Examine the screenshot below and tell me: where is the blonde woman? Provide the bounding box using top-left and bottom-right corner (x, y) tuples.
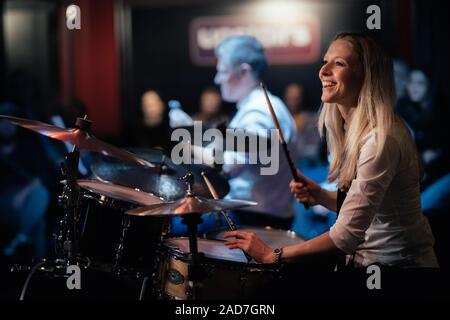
(224, 33), (439, 269)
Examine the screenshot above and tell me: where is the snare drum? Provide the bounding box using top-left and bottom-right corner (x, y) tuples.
(207, 226), (339, 274)
(156, 238), (281, 300)
(205, 225), (305, 248)
(77, 180), (166, 272)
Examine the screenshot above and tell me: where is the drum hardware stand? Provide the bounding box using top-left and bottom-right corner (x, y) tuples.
(179, 170), (206, 300)
(201, 172), (253, 263)
(56, 147), (82, 264)
(55, 116), (92, 266)
(148, 245), (164, 300)
(12, 116), (93, 299)
(112, 215), (131, 275)
(144, 218), (172, 300)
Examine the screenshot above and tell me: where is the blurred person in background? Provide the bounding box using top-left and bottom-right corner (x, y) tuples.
(0, 103), (48, 258)
(211, 35), (297, 229)
(393, 59), (410, 103)
(283, 82), (321, 165)
(192, 87), (228, 127)
(397, 68), (448, 188)
(133, 89), (171, 151)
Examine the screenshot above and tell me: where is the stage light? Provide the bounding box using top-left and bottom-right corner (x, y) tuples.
(241, 0), (312, 21)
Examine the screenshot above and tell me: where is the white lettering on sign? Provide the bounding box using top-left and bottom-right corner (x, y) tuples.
(190, 15), (321, 65)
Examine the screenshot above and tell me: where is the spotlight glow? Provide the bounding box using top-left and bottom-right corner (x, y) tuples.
(244, 0), (311, 21)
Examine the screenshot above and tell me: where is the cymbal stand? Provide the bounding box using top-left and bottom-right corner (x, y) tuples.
(14, 116), (92, 299)
(180, 170), (205, 300)
(112, 215), (131, 275)
(56, 116), (92, 265)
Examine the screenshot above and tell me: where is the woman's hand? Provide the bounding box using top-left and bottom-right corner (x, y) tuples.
(289, 169), (323, 206)
(223, 231), (274, 264)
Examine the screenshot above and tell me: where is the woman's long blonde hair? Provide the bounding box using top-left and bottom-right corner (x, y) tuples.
(318, 33), (395, 189)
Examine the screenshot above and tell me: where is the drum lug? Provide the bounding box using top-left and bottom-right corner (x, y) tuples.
(166, 268), (185, 285)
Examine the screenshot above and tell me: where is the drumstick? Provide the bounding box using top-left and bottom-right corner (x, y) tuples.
(201, 172), (253, 263)
(201, 172), (237, 231)
(260, 82), (310, 210)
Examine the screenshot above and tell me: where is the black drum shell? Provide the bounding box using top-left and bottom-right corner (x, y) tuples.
(78, 189), (166, 273)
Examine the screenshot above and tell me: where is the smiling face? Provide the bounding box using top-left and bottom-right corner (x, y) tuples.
(319, 39), (364, 108)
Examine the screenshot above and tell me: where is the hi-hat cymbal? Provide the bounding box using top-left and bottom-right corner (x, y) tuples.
(126, 195), (257, 217)
(0, 115), (154, 168)
(91, 148), (230, 201)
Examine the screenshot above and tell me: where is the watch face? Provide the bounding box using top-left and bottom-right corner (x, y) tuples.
(274, 248), (282, 264)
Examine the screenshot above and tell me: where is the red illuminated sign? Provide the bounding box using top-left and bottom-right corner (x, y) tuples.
(189, 15), (321, 66)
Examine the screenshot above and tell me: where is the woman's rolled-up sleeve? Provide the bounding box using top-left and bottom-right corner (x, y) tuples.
(329, 134), (401, 254)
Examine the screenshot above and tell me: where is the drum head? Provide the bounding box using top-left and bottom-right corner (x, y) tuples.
(164, 238), (248, 263)
(205, 226), (304, 248)
(77, 179), (163, 206)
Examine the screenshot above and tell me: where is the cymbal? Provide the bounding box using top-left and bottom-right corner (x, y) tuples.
(77, 179), (164, 206)
(126, 195), (257, 216)
(0, 115), (154, 168)
(91, 148), (230, 201)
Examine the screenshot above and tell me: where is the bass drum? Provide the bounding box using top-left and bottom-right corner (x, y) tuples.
(156, 238), (281, 300)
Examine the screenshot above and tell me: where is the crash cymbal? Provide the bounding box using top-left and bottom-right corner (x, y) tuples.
(126, 195), (257, 216)
(0, 115), (154, 168)
(90, 148), (230, 201)
(77, 179), (164, 206)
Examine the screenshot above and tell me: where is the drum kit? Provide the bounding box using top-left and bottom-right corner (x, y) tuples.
(0, 114), (305, 300)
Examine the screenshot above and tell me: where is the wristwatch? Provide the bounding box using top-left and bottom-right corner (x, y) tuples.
(273, 248), (283, 264)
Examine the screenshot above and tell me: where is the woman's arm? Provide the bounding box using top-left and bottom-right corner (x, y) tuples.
(225, 134), (402, 263)
(281, 231), (340, 262)
(224, 230), (341, 263)
(318, 189), (338, 212)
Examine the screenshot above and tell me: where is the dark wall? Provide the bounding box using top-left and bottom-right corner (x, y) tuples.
(413, 0), (450, 104)
(1, 0), (58, 118)
(0, 2), (4, 100)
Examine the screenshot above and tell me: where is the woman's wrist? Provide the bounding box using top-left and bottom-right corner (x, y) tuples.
(262, 247), (275, 264)
(317, 188), (338, 212)
(316, 186), (325, 206)
(263, 247), (283, 264)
